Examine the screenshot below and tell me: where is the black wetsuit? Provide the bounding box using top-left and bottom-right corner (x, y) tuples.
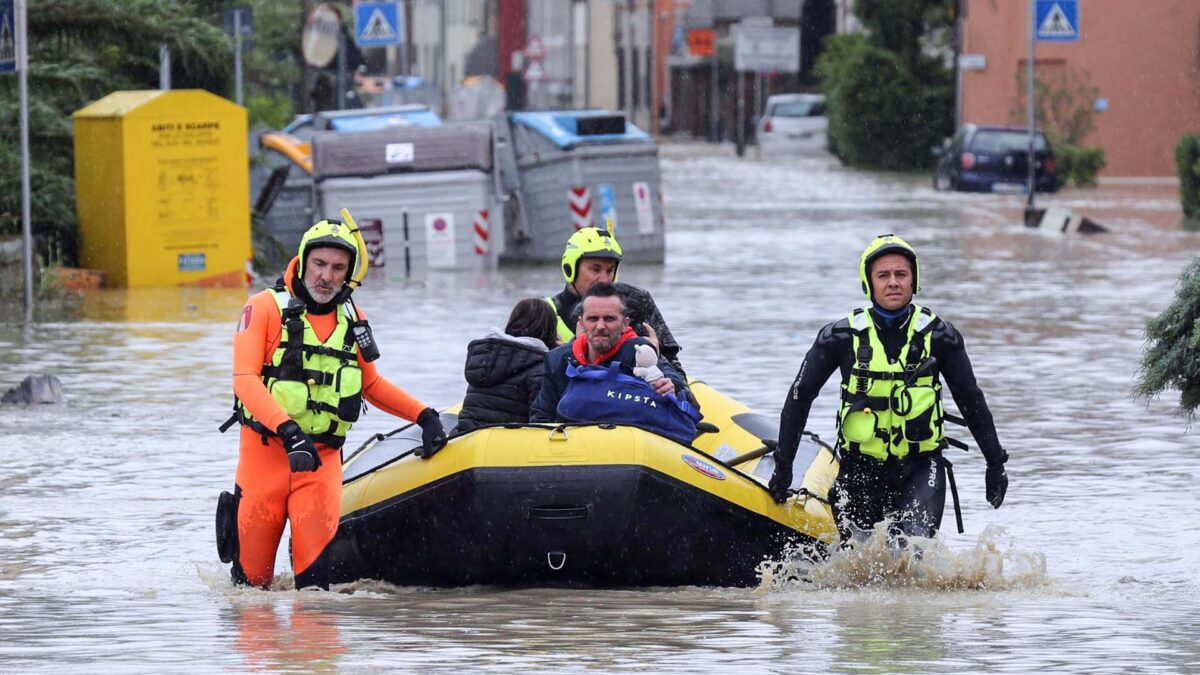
(772, 304), (1007, 542)
(549, 282), (686, 377)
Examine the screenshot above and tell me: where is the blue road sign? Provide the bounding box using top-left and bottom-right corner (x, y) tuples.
(1036, 0), (1078, 42)
(355, 1), (402, 48)
(0, 0), (15, 74)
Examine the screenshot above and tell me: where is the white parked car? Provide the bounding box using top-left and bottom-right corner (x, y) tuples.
(755, 93), (828, 156)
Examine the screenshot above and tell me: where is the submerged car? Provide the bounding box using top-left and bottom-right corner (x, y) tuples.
(756, 93), (828, 155)
(933, 124), (1058, 193)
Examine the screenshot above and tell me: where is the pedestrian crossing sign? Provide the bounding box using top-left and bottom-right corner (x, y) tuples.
(1036, 0), (1078, 42)
(0, 0), (15, 74)
(354, 0), (402, 48)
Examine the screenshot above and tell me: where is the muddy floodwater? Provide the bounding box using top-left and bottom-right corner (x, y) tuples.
(2, 143), (1198, 672)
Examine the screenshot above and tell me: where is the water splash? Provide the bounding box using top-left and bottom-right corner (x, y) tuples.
(757, 524), (1050, 593)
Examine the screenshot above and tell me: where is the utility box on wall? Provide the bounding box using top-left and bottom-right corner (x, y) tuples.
(73, 90), (250, 288)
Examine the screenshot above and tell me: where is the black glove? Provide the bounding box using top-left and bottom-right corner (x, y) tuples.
(415, 407), (447, 459)
(278, 420), (321, 473)
(768, 461), (793, 504)
(985, 461), (1008, 508)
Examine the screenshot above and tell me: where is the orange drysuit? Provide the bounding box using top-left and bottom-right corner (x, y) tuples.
(231, 258), (427, 588)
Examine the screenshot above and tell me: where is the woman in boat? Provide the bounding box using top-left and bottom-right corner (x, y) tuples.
(453, 298), (559, 433)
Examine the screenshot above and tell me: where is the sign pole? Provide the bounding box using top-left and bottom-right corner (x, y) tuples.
(336, 32), (347, 109)
(735, 68), (745, 156)
(1026, 0), (1036, 209)
(159, 44), (170, 89)
(399, 0), (409, 81)
(753, 70), (762, 157)
(234, 11), (243, 105)
(709, 38), (718, 143)
(17, 0), (32, 322)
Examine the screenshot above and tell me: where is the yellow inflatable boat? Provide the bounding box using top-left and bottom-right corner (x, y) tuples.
(323, 381), (839, 587)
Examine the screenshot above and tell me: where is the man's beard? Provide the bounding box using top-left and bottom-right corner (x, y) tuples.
(306, 280), (338, 304)
(587, 330), (617, 354)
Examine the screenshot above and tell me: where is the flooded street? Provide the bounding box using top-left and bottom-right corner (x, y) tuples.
(3, 142), (1199, 672)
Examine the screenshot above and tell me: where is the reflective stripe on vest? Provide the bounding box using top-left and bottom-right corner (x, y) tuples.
(546, 296), (575, 343)
(836, 304), (944, 461)
(237, 289), (363, 447)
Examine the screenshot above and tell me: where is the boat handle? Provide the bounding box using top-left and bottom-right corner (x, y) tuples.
(528, 505), (589, 521)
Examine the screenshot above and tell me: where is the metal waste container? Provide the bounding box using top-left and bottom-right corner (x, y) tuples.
(313, 122), (497, 274)
(252, 105), (446, 258)
(495, 110), (665, 264)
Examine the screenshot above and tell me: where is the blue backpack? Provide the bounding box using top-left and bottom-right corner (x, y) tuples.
(556, 361), (701, 446)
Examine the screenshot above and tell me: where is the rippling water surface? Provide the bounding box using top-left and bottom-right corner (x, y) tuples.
(2, 143), (1198, 672)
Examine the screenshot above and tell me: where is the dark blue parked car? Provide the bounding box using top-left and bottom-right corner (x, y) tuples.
(933, 125), (1058, 193)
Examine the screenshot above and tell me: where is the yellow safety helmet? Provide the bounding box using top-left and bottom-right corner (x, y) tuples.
(561, 227), (623, 284)
(298, 219), (358, 278)
(859, 233), (920, 299)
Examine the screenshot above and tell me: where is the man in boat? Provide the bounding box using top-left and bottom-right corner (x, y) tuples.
(547, 226), (687, 377)
(530, 283), (698, 445)
(218, 219), (447, 590)
(769, 234), (1009, 544)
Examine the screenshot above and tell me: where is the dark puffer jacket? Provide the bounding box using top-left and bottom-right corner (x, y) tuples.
(453, 331), (550, 433)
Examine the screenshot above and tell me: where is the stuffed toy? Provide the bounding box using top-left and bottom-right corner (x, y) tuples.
(632, 343), (664, 383)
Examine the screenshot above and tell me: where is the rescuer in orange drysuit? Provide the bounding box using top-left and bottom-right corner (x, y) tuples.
(217, 219), (447, 590)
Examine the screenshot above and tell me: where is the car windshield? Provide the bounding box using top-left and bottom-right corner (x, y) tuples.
(770, 100), (824, 117)
(971, 130), (1049, 153)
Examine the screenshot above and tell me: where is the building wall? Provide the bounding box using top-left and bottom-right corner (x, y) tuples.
(961, 0), (1200, 177)
(444, 1), (490, 87)
(498, 0), (527, 82)
(652, 0), (678, 135)
(612, 0), (655, 129)
(525, 0), (576, 109)
(588, 0), (619, 111)
(411, 1), (441, 82)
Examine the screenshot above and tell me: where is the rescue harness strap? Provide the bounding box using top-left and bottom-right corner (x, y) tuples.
(259, 365), (337, 387)
(933, 453), (965, 534)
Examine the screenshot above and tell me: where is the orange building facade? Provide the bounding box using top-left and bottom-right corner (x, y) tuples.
(961, 0), (1200, 177)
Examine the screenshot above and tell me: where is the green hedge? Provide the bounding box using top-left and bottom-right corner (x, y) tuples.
(1054, 144), (1106, 188)
(1176, 134), (1200, 220)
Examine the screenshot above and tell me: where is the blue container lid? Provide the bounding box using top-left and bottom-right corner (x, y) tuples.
(284, 107), (444, 135)
(511, 110), (650, 149)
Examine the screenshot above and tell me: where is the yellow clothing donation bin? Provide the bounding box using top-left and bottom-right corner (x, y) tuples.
(73, 90), (250, 288)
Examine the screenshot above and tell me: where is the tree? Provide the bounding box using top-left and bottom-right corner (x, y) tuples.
(1008, 68), (1107, 186)
(231, 0), (304, 129)
(1137, 257), (1200, 419)
(0, 0), (230, 264)
(816, 0), (956, 170)
(1009, 68), (1099, 147)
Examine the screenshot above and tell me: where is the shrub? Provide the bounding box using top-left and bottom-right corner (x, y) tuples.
(817, 34), (953, 170)
(1176, 134), (1200, 220)
(1054, 144), (1107, 188)
(246, 93), (295, 131)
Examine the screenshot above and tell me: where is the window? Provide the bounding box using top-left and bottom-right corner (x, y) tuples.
(970, 130), (1049, 154)
(769, 100), (823, 117)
